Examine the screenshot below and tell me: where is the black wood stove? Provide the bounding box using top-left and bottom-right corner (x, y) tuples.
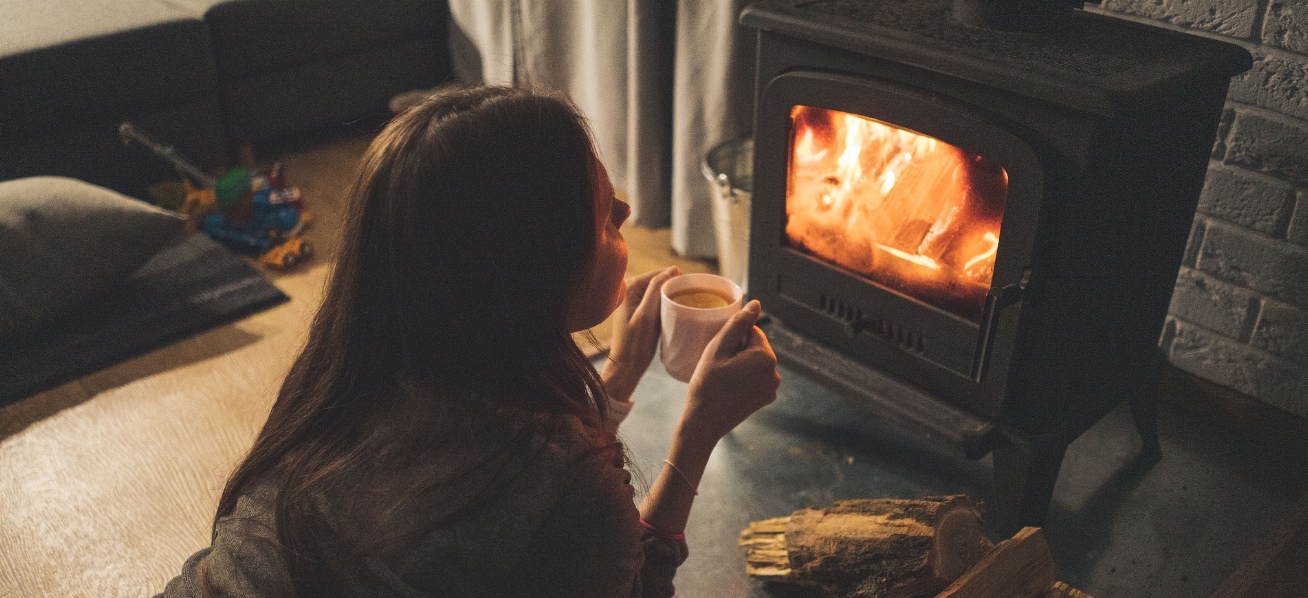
(739, 0), (1251, 532)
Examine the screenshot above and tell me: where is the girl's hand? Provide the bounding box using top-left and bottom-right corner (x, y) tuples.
(679, 300), (779, 446)
(602, 266), (679, 403)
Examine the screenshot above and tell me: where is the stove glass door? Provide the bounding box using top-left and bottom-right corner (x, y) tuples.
(784, 105), (1009, 322)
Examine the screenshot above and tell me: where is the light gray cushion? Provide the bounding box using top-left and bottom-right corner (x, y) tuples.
(0, 176), (186, 344)
(0, 0), (196, 60)
(0, 1), (217, 135)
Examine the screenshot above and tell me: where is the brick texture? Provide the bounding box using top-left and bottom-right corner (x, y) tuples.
(1289, 189), (1308, 245)
(1182, 217), (1206, 267)
(1227, 49), (1308, 121)
(1252, 298), (1308, 363)
(1100, 0), (1258, 37)
(1078, 1), (1308, 413)
(1263, 1), (1308, 54)
(1196, 162), (1294, 234)
(1213, 107), (1235, 159)
(1166, 318), (1308, 418)
(1197, 221), (1308, 307)
(1224, 111), (1308, 184)
(1169, 267), (1260, 339)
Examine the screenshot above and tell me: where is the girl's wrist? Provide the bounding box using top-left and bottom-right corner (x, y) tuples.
(601, 359), (642, 403)
(672, 419), (720, 461)
(664, 432), (713, 492)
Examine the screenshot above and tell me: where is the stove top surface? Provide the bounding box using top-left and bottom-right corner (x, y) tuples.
(741, 0), (1250, 112)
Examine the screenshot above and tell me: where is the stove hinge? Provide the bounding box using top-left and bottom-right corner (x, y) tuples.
(971, 268), (1032, 383)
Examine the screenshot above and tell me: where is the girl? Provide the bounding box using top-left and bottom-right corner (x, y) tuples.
(158, 86), (779, 597)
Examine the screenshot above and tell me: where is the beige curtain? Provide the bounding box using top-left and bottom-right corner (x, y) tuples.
(447, 0), (756, 259)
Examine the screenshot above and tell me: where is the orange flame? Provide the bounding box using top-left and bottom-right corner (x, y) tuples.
(795, 128), (828, 164)
(785, 106), (1008, 320)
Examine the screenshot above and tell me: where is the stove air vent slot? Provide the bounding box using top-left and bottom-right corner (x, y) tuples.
(818, 294), (925, 353)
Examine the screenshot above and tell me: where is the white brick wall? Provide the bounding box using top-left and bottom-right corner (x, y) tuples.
(1264, 1), (1308, 54)
(1289, 189), (1308, 244)
(1196, 163), (1294, 234)
(1096, 0), (1308, 416)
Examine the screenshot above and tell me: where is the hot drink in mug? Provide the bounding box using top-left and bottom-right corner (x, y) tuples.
(667, 288), (734, 309)
(659, 273), (743, 382)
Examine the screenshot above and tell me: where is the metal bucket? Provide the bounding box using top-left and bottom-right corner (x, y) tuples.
(701, 137), (753, 291)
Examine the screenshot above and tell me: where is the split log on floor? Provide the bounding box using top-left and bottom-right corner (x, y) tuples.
(936, 527), (1056, 598)
(739, 495), (993, 598)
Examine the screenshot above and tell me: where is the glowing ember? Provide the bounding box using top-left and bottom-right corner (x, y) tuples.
(878, 244), (942, 270)
(964, 232), (1000, 272)
(784, 106), (1008, 320)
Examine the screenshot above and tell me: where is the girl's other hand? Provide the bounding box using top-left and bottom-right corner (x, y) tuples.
(602, 266), (680, 403)
(680, 300), (779, 446)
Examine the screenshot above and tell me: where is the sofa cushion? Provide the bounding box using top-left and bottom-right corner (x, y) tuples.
(0, 0), (218, 136)
(0, 0), (194, 57)
(220, 38), (448, 140)
(0, 176), (186, 344)
(0, 97), (229, 201)
(182, 0), (450, 142)
(197, 0), (448, 76)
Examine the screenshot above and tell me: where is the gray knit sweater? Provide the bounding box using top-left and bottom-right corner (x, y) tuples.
(156, 413), (687, 598)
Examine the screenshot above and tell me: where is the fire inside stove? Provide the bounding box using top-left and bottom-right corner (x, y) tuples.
(785, 106), (1009, 321)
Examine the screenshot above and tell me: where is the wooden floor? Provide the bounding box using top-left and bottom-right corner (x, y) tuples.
(0, 132), (714, 597)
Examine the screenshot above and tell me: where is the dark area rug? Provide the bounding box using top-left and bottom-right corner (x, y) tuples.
(0, 233), (288, 407)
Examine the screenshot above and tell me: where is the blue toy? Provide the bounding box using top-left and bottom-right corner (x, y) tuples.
(120, 122), (313, 268)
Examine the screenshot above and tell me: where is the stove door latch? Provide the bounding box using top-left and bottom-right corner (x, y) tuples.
(971, 269), (1032, 382)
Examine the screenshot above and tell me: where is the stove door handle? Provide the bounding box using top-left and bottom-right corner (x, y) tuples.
(971, 283), (1025, 382)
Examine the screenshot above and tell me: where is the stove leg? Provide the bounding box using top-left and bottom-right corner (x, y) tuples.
(1128, 354), (1164, 463)
(991, 440), (1068, 535)
(1128, 390), (1163, 463)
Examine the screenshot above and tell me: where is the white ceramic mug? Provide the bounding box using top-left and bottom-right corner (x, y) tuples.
(659, 273), (743, 382)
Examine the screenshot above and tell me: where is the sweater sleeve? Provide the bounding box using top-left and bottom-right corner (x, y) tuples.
(520, 447), (688, 598)
(635, 519), (692, 598)
(155, 486), (295, 598)
(607, 397), (634, 426)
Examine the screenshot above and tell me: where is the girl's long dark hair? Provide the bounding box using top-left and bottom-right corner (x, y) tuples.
(207, 86), (611, 594)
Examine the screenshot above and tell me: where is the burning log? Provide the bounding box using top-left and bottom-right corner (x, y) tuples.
(783, 106), (1009, 321)
(739, 495), (992, 598)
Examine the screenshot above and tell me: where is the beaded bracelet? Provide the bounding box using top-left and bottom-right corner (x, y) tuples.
(639, 518), (687, 542)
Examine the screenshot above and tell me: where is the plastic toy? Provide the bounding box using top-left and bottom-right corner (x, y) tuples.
(260, 236), (314, 268)
(198, 170), (308, 254)
(119, 122), (312, 268)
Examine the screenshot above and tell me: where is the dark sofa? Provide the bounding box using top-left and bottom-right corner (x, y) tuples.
(0, 0), (451, 199)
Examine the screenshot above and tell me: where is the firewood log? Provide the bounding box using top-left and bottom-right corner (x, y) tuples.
(935, 527), (1056, 598)
(739, 495), (992, 598)
(936, 528), (1095, 598)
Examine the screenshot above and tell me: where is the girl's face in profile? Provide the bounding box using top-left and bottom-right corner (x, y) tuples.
(566, 157), (631, 332)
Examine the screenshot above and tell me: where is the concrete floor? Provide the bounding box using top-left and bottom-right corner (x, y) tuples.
(609, 355), (1308, 598)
